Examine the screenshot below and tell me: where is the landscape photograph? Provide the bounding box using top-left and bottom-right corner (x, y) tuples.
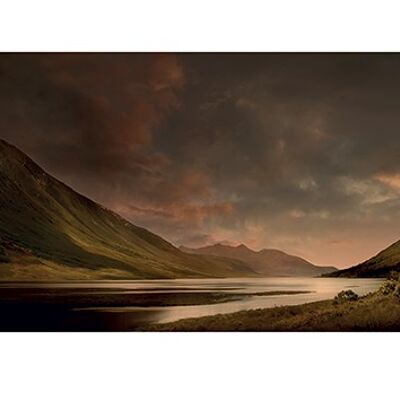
(0, 53), (399, 331)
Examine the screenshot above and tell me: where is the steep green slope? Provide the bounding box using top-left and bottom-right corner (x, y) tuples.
(0, 139), (257, 280)
(180, 243), (337, 277)
(329, 240), (400, 278)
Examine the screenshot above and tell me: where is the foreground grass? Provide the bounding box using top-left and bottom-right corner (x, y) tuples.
(147, 291), (400, 331)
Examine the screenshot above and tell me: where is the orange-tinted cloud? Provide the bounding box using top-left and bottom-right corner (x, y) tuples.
(374, 173), (400, 192)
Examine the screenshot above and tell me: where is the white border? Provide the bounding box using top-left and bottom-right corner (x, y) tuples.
(1, 1), (399, 399)
(0, 332), (397, 400)
(0, 0), (400, 51)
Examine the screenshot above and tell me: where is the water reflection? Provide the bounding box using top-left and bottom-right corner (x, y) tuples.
(0, 277), (383, 330)
(90, 277), (383, 324)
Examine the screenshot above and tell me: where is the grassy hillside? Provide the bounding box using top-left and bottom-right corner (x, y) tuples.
(0, 139), (257, 280)
(328, 240), (400, 278)
(181, 243), (337, 277)
(148, 277), (400, 331)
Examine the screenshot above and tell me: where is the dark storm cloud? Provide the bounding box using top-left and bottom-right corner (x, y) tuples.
(1, 54), (399, 266)
(152, 54), (400, 264)
(0, 53), (183, 174)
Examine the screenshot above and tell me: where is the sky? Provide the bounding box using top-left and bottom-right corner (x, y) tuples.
(1, 53), (400, 268)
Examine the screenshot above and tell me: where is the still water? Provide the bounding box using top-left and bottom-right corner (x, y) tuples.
(1, 277), (383, 330)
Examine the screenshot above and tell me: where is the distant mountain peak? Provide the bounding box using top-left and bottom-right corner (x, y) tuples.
(182, 242), (337, 277)
(209, 242), (252, 251)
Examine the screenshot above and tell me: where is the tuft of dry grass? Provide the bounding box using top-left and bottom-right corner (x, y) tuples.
(147, 280), (400, 331)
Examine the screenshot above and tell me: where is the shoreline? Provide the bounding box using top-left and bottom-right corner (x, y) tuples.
(145, 286), (400, 331)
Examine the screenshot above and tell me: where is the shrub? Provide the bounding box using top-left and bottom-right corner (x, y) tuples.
(380, 272), (400, 297)
(388, 271), (400, 282)
(380, 280), (397, 295)
(333, 290), (359, 305)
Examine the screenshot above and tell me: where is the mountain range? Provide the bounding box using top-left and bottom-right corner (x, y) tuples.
(180, 244), (337, 277)
(1, 138), (398, 280)
(0, 139), (256, 280)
